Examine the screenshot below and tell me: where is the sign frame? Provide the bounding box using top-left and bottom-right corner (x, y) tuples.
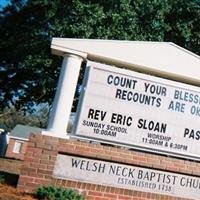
(73, 61), (200, 161)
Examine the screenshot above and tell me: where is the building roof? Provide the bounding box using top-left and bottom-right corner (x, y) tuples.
(9, 124), (41, 140)
(51, 38), (200, 86)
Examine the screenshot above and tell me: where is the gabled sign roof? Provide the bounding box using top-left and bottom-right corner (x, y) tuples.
(51, 38), (200, 85)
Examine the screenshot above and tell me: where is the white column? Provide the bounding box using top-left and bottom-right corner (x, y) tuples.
(46, 54), (83, 136)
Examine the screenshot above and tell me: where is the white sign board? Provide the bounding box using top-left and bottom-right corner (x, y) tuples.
(54, 154), (200, 199)
(74, 61), (200, 159)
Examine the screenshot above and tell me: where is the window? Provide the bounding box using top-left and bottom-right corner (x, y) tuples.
(13, 141), (23, 153)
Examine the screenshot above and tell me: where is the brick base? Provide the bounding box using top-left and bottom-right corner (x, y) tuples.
(18, 133), (200, 199)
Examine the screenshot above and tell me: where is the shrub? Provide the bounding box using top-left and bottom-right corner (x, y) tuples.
(0, 175), (5, 184)
(36, 185), (84, 200)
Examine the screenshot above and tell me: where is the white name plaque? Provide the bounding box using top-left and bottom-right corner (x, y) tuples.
(53, 155), (200, 199)
(74, 62), (200, 159)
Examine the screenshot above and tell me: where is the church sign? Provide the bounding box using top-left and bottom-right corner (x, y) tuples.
(54, 154), (200, 200)
(74, 62), (200, 159)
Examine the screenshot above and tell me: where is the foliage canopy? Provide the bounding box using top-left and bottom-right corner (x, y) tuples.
(0, 0), (200, 112)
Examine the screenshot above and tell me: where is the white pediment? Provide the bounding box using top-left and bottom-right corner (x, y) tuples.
(51, 38), (200, 85)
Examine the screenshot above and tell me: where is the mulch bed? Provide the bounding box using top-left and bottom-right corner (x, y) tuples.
(0, 184), (36, 200)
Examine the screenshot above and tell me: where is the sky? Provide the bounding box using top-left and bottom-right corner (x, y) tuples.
(0, 0), (10, 9)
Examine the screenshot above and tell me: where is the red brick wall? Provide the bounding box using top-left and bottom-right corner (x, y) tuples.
(6, 138), (28, 160)
(18, 133), (200, 199)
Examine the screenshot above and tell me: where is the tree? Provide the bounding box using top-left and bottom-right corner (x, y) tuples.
(165, 0), (200, 52)
(0, 0), (200, 114)
(0, 106), (48, 131)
